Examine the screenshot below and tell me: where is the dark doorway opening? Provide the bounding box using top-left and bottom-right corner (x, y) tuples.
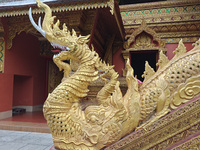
(131, 50), (157, 82)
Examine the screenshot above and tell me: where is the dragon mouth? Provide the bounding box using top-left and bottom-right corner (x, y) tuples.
(51, 42), (71, 54)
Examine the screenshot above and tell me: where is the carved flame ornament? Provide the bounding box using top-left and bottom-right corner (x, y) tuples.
(29, 0), (200, 149)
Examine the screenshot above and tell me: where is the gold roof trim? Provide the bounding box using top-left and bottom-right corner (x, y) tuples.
(0, 0), (114, 17)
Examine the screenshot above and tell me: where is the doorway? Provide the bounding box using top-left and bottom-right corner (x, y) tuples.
(131, 50), (157, 82)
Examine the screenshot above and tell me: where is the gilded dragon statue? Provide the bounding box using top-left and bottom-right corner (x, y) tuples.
(29, 0), (200, 149)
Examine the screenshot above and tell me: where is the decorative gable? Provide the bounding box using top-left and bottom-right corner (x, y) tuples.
(123, 20), (166, 52)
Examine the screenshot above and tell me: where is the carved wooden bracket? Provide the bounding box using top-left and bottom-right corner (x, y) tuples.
(7, 15), (35, 49)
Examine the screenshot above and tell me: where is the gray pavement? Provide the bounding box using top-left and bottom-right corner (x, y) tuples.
(0, 130), (53, 150)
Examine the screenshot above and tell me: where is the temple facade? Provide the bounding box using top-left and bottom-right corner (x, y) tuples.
(0, 0), (200, 149)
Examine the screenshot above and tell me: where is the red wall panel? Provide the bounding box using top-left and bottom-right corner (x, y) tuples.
(0, 73), (13, 112)
(13, 75), (33, 106)
(3, 30), (47, 107)
(165, 42), (194, 60)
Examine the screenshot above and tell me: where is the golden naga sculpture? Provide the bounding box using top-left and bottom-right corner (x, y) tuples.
(29, 0), (200, 149)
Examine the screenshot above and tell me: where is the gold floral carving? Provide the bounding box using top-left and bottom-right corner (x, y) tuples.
(123, 20), (166, 51)
(172, 134), (200, 150)
(125, 23), (200, 36)
(171, 74), (200, 109)
(122, 13), (200, 26)
(149, 120), (200, 150)
(125, 27), (200, 44)
(134, 32), (153, 48)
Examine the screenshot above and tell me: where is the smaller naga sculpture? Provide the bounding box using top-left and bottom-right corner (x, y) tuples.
(29, 0), (200, 149)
